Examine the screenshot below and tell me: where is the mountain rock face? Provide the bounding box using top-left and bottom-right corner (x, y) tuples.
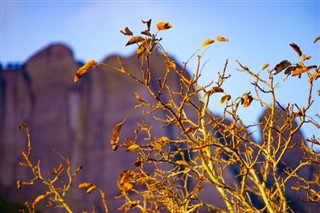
(0, 44), (318, 212)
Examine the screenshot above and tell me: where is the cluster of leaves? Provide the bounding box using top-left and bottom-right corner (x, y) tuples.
(273, 42), (320, 82)
(17, 19), (320, 212)
(121, 19), (172, 58)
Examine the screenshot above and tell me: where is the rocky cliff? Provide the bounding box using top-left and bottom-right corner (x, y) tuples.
(0, 44), (318, 212)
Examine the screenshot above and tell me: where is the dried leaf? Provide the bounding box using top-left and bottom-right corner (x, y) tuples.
(136, 39), (151, 58)
(208, 86), (224, 95)
(314, 35), (320, 43)
(284, 66), (296, 75)
(127, 144), (140, 152)
(274, 60), (291, 75)
(305, 55), (312, 60)
(79, 182), (96, 193)
(126, 36), (144, 46)
(156, 22), (173, 31)
(32, 194), (46, 208)
(242, 93), (253, 107)
(110, 122), (124, 151)
(291, 65), (316, 76)
(220, 94), (231, 105)
(74, 60), (98, 83)
(142, 19), (152, 31)
(78, 182), (93, 189)
(216, 36), (229, 42)
(309, 71), (320, 83)
(301, 54), (312, 61)
(261, 63), (269, 70)
(136, 44), (146, 58)
(120, 27), (133, 36)
(141, 30), (151, 36)
(86, 185), (96, 194)
(202, 39), (215, 47)
(289, 43), (302, 56)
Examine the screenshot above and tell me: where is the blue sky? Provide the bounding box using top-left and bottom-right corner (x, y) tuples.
(1, 1), (319, 144)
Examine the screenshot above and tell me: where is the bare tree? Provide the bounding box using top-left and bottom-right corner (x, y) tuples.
(17, 20), (320, 212)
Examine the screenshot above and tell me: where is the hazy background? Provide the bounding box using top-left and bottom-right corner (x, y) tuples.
(1, 0), (319, 144)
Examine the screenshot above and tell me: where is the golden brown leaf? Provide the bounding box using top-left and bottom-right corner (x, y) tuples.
(86, 185), (96, 194)
(242, 93), (253, 107)
(156, 22), (173, 31)
(136, 39), (151, 58)
(301, 54), (312, 61)
(141, 30), (151, 36)
(291, 65), (315, 76)
(207, 86), (224, 95)
(79, 182), (96, 193)
(216, 36), (229, 42)
(314, 35), (320, 43)
(74, 60), (98, 83)
(78, 182), (93, 189)
(220, 94), (231, 105)
(261, 63), (269, 70)
(202, 39), (215, 47)
(126, 36), (144, 46)
(120, 27), (133, 36)
(274, 60), (291, 75)
(136, 44), (146, 58)
(284, 66), (296, 75)
(289, 43), (302, 56)
(142, 19), (152, 31)
(110, 122), (124, 151)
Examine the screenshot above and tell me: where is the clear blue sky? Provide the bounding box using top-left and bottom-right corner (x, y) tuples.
(1, 1), (319, 145)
